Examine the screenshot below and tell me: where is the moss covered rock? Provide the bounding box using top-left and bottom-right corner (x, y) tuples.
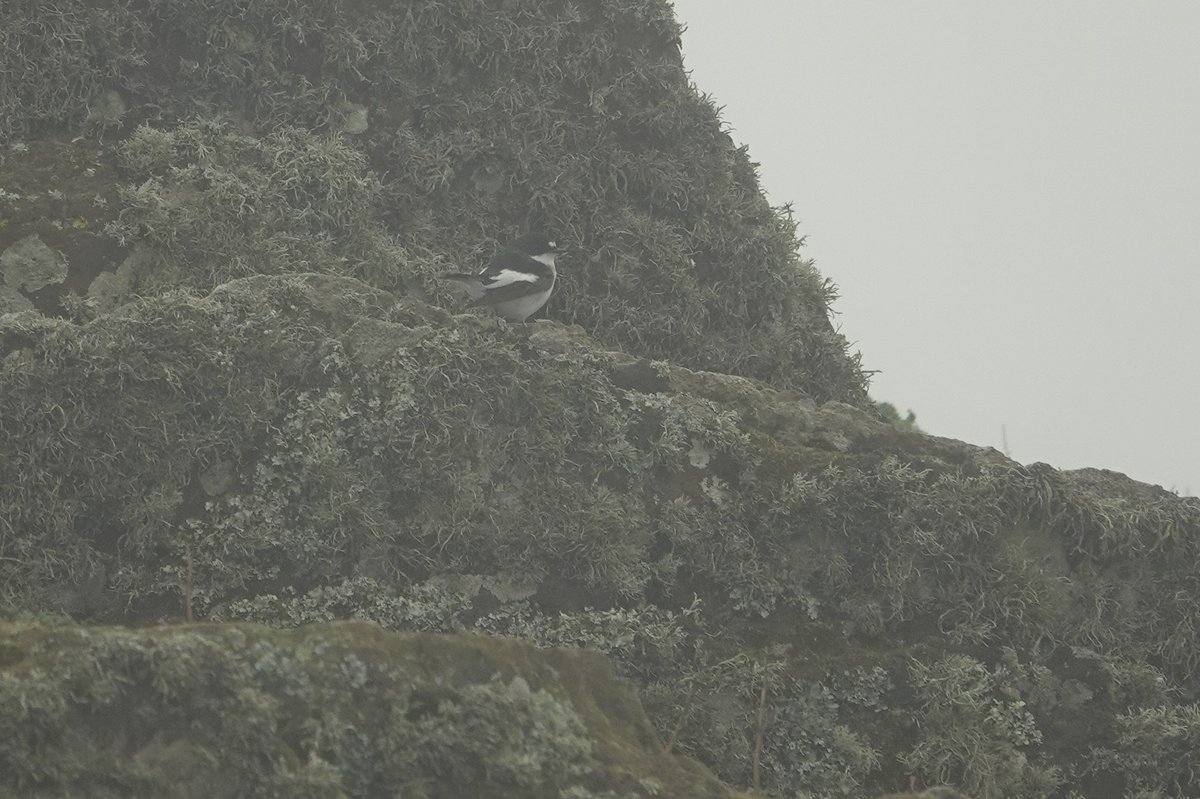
(3, 274), (1198, 797)
(0, 620), (745, 798)
(0, 0), (867, 401)
(3, 1), (1200, 798)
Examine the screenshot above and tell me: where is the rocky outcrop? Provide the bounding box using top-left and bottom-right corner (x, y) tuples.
(3, 275), (1198, 797)
(2, 1), (1198, 797)
(0, 0), (867, 403)
(0, 620), (747, 799)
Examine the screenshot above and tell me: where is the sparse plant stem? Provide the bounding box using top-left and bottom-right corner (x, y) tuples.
(183, 542), (194, 623)
(663, 679), (699, 755)
(752, 670), (770, 793)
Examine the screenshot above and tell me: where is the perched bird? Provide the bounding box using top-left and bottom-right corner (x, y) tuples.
(442, 232), (561, 322)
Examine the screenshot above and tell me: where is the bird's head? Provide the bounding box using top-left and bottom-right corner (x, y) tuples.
(510, 232), (562, 266)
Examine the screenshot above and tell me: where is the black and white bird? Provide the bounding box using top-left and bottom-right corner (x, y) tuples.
(441, 233), (561, 322)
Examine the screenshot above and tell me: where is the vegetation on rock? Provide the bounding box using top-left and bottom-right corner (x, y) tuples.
(0, 620), (744, 798)
(2, 1), (1198, 798)
(2, 0), (867, 402)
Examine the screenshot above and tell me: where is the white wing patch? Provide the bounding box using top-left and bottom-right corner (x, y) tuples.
(484, 269), (540, 287)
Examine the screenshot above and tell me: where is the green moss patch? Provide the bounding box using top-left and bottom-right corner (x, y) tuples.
(0, 620), (744, 798)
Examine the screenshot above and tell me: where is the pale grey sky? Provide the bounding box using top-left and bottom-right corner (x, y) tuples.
(671, 2), (1200, 495)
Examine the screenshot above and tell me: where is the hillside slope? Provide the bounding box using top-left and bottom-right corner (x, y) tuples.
(2, 2), (1199, 798)
(1, 0), (866, 402)
(0, 620), (748, 799)
(3, 275), (1198, 797)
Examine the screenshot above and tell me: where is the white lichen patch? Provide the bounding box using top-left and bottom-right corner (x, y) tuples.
(0, 234), (68, 291)
(0, 283), (34, 314)
(482, 571), (540, 602)
(701, 476), (730, 507)
(87, 250), (141, 310)
(86, 89), (127, 127)
(330, 101), (369, 134)
(507, 675), (532, 704)
(687, 440), (711, 469)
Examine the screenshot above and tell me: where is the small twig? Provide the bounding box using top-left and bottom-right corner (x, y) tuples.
(183, 542), (194, 623)
(752, 671), (770, 793)
(663, 680), (699, 755)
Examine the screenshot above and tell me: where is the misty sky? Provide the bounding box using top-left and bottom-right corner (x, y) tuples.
(670, 2), (1200, 495)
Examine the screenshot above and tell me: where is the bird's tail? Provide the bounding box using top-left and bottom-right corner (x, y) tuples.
(441, 273), (486, 301)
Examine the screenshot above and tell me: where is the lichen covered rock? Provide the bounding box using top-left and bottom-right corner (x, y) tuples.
(0, 0), (867, 401)
(0, 620), (743, 799)
(2, 274), (1198, 797)
(2, 1), (1199, 797)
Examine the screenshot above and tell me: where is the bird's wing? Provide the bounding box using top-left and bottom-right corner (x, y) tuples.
(472, 251), (554, 307)
(478, 250), (554, 282)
